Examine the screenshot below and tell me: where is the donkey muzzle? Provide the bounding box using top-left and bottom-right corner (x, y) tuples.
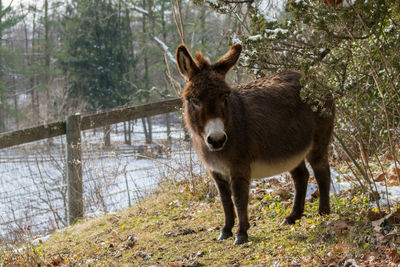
(204, 118), (227, 151)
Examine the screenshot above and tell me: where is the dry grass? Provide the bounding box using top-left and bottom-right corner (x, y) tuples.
(1, 179), (400, 266)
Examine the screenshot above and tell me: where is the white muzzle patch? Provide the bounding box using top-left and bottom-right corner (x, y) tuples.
(204, 118), (227, 151)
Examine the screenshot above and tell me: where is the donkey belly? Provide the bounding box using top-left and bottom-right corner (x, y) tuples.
(250, 147), (310, 179)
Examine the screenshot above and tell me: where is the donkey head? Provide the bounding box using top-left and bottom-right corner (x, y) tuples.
(176, 43), (242, 151)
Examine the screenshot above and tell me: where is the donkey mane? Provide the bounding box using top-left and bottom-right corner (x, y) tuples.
(194, 51), (210, 68)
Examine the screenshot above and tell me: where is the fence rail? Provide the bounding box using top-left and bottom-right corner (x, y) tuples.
(0, 98), (182, 149)
(0, 98), (183, 225)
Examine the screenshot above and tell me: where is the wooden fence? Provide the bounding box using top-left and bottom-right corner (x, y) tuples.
(0, 98), (182, 224)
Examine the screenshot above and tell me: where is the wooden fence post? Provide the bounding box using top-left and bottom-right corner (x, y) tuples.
(66, 113), (83, 225)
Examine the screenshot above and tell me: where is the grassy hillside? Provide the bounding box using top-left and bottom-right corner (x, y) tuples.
(1, 177), (400, 266)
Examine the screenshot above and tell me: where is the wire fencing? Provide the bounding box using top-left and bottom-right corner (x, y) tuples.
(0, 113), (205, 244)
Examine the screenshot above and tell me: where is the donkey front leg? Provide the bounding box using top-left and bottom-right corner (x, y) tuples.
(211, 172), (235, 240)
(231, 177), (250, 245)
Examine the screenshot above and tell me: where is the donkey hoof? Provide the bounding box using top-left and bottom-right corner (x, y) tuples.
(319, 207), (330, 215)
(281, 217), (296, 225)
(217, 230), (233, 240)
(233, 233), (248, 245)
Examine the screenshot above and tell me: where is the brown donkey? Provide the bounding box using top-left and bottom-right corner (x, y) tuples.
(176, 43), (335, 245)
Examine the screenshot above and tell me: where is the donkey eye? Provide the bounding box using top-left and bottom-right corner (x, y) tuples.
(189, 98), (200, 108)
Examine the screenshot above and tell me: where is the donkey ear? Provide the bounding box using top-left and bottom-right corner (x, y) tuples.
(176, 44), (199, 80)
(213, 43), (242, 76)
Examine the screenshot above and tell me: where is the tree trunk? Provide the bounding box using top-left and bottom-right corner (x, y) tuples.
(142, 0), (149, 91)
(104, 125), (111, 147)
(166, 113), (171, 143)
(233, 17), (242, 84)
(125, 8), (137, 83)
(124, 121), (132, 145)
(44, 0), (51, 122)
(160, 2), (171, 143)
(128, 120), (132, 145)
(30, 8), (40, 124)
(141, 117), (148, 143)
(0, 0), (5, 133)
(35, 87), (40, 123)
(14, 90), (19, 130)
(200, 7), (206, 46)
(146, 116), (152, 144)
(23, 12), (34, 126)
(0, 96), (5, 133)
(124, 121), (127, 143)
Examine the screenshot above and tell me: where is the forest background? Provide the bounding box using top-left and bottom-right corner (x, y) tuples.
(0, 0), (400, 265)
(0, 0), (398, 169)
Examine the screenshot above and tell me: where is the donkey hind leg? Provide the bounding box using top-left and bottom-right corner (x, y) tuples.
(231, 177), (250, 245)
(308, 109), (334, 216)
(283, 160), (309, 225)
(308, 155), (331, 215)
(211, 172), (235, 240)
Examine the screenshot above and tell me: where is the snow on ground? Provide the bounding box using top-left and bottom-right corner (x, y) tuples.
(253, 165), (400, 207)
(1, 115), (399, 240)
(0, 117), (206, 238)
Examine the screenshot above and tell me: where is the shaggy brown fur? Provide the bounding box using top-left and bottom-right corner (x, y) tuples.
(176, 43), (335, 245)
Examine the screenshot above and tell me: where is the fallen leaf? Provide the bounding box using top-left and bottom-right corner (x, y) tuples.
(51, 255), (64, 266)
(375, 172), (387, 182)
(333, 245), (344, 254)
(332, 221), (349, 235)
(271, 186), (291, 200)
(388, 174), (399, 181)
(386, 153), (394, 160)
(386, 208), (400, 224)
(326, 252), (337, 266)
(372, 217), (386, 233)
(372, 209), (400, 233)
(388, 179), (400, 186)
(268, 178), (281, 187)
(342, 259), (357, 267)
(388, 248), (400, 263)
(391, 167), (400, 177)
(311, 188), (319, 199)
(367, 209), (383, 221)
(369, 191), (380, 201)
(253, 188), (268, 200)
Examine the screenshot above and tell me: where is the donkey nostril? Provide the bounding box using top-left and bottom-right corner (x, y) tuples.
(207, 134), (227, 149)
(207, 136), (214, 145)
(221, 134), (227, 144)
(215, 134), (227, 148)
